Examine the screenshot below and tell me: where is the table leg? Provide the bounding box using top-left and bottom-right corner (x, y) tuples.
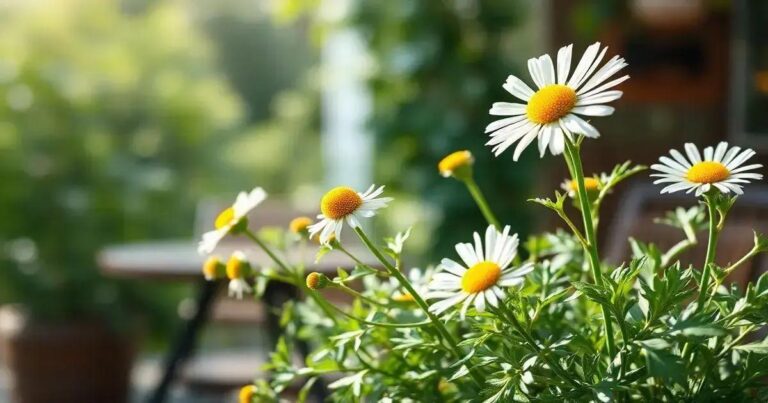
(147, 279), (219, 403)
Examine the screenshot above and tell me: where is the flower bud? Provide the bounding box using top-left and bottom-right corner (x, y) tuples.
(201, 255), (225, 281)
(438, 150), (474, 181)
(226, 251), (251, 280)
(289, 216), (313, 236)
(239, 384), (256, 403)
(306, 272), (330, 290)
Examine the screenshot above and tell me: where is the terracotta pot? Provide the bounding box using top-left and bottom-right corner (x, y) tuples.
(0, 306), (135, 403)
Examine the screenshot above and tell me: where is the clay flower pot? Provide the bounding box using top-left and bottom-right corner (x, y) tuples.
(0, 306), (135, 403)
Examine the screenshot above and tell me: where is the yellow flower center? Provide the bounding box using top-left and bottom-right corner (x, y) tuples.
(686, 161), (730, 184)
(526, 84), (577, 124)
(393, 293), (415, 302)
(226, 256), (248, 280)
(289, 216), (313, 234)
(214, 207), (235, 229)
(568, 177), (600, 192)
(438, 150), (474, 176)
(202, 256), (223, 279)
(461, 261), (502, 293)
(306, 272), (323, 290)
(239, 385), (256, 403)
(320, 187), (363, 219)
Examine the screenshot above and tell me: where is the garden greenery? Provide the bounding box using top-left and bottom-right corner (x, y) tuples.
(204, 43), (768, 402)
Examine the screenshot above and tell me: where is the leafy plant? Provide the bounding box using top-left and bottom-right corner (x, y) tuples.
(203, 41), (768, 402)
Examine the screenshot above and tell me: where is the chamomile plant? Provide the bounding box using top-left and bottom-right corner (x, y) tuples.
(198, 43), (768, 403)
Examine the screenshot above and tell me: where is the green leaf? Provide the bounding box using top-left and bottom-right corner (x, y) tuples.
(643, 348), (686, 386)
(733, 342), (768, 354)
(637, 338), (671, 350)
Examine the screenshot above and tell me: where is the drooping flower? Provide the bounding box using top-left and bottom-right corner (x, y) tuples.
(197, 187), (267, 255)
(201, 255), (225, 281)
(438, 150), (474, 179)
(289, 216), (313, 235)
(226, 251), (253, 299)
(651, 142), (763, 196)
(426, 225), (533, 319)
(239, 384), (257, 403)
(486, 42), (628, 160)
(308, 185), (392, 244)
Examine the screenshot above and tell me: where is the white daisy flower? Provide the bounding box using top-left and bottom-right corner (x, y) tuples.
(197, 187), (267, 255)
(308, 185), (393, 244)
(426, 225), (534, 319)
(651, 142), (763, 196)
(486, 42), (628, 160)
(226, 250), (252, 299)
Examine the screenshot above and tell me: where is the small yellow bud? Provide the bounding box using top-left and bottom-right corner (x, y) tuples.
(306, 272), (329, 290)
(310, 232), (336, 245)
(289, 216), (313, 235)
(226, 251), (251, 280)
(438, 150), (474, 180)
(201, 256), (225, 280)
(392, 292), (415, 302)
(239, 384), (257, 403)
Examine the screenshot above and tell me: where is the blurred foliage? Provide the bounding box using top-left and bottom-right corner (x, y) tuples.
(273, 0), (536, 260)
(0, 0), (249, 330)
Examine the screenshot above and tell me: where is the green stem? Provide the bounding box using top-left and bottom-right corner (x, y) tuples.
(498, 305), (580, 388)
(697, 196), (719, 311)
(563, 138), (617, 360)
(335, 283), (390, 308)
(463, 176), (501, 229)
(244, 229), (340, 325)
(353, 227), (484, 387)
(708, 247), (758, 303)
(322, 300), (431, 328)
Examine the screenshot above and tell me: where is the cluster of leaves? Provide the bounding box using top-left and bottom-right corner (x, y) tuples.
(242, 160), (768, 402)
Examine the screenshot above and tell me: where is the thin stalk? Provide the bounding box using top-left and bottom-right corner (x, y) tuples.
(244, 229), (340, 325)
(497, 305), (581, 388)
(563, 138), (617, 359)
(322, 301), (431, 328)
(463, 176), (501, 229)
(353, 227), (484, 387)
(708, 247), (758, 303)
(696, 196), (719, 311)
(335, 283), (390, 308)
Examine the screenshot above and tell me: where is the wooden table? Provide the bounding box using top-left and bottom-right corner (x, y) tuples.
(98, 239), (376, 403)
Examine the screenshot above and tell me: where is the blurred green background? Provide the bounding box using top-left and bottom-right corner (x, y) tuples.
(0, 0), (537, 340)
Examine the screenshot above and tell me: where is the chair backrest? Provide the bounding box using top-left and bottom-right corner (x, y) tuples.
(604, 183), (768, 286)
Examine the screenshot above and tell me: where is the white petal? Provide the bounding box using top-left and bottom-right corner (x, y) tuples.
(556, 44), (573, 84)
(684, 143), (702, 163)
(429, 293), (466, 315)
(440, 258), (467, 276)
(513, 125), (541, 161)
(456, 243), (479, 267)
(538, 54), (556, 85)
(549, 130), (565, 155)
(571, 105), (615, 117)
(575, 91), (622, 106)
(474, 292), (486, 312)
(567, 42), (602, 89)
(503, 75), (535, 101)
(490, 102), (527, 116)
(527, 57), (546, 89)
(485, 115), (528, 133)
(561, 114), (599, 138)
